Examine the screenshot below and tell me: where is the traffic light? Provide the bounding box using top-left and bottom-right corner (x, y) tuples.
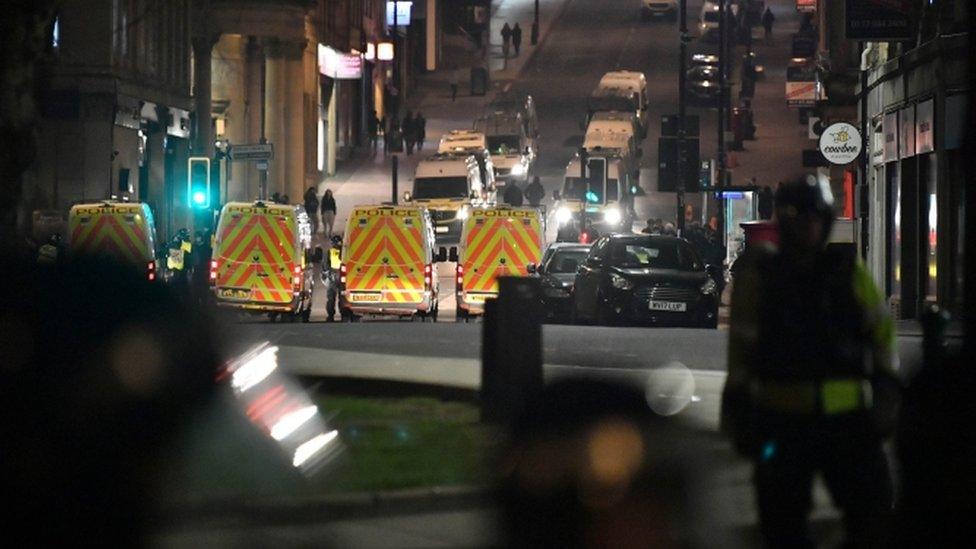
(658, 137), (700, 192)
(187, 157), (211, 209)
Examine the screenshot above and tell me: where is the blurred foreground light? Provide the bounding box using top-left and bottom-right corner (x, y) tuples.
(645, 361), (696, 416)
(293, 430), (339, 468)
(231, 345), (278, 393)
(271, 405), (319, 441)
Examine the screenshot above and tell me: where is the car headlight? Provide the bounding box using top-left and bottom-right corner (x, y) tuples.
(700, 278), (717, 295)
(604, 208), (622, 225)
(555, 207), (572, 225)
(457, 205), (470, 220)
(510, 163), (526, 176)
(610, 273), (633, 290)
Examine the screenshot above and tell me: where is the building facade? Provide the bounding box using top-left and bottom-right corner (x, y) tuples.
(859, 1), (970, 319)
(30, 0), (194, 239)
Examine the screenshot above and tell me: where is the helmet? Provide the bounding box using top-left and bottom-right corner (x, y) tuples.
(774, 174), (835, 248)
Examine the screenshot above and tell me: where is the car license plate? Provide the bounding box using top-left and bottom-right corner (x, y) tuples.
(435, 226), (449, 233)
(350, 292), (382, 302)
(649, 300), (686, 312)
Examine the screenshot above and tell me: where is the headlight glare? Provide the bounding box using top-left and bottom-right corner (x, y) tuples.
(604, 208), (622, 225)
(555, 207), (572, 225)
(457, 206), (470, 220)
(510, 163), (526, 176)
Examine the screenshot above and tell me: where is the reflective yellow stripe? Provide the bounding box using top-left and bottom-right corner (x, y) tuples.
(821, 379), (864, 415)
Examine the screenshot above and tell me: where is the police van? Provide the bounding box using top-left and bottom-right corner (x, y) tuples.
(590, 71), (649, 137)
(436, 130), (498, 191)
(339, 205), (441, 321)
(474, 111), (535, 185)
(451, 206), (544, 321)
(210, 201), (321, 322)
(67, 201), (159, 280)
(406, 153), (491, 244)
(551, 153), (636, 241)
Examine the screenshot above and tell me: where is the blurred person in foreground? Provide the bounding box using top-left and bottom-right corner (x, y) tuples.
(497, 378), (704, 548)
(721, 175), (901, 548)
(0, 255), (219, 545)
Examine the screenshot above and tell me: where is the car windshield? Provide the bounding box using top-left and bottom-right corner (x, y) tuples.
(545, 249), (590, 273)
(412, 177), (469, 199)
(609, 241), (702, 270)
(487, 135), (521, 153)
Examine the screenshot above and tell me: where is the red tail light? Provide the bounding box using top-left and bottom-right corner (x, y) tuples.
(340, 263), (347, 284)
(456, 264), (464, 287)
(579, 231), (591, 244)
(292, 265), (302, 287)
(147, 260), (156, 282)
(424, 264), (433, 287)
(209, 260), (218, 284)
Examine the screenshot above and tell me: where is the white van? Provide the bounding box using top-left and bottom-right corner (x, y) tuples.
(551, 153), (636, 241)
(594, 71), (648, 136)
(474, 111), (535, 185)
(437, 130), (498, 191)
(406, 153), (489, 243)
(585, 111), (641, 143)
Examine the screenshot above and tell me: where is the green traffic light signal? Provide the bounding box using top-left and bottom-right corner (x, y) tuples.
(187, 157), (211, 209)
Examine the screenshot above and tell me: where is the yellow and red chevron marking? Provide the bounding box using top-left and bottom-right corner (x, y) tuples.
(69, 209), (150, 265)
(214, 211), (297, 304)
(345, 214), (425, 303)
(462, 212), (542, 293)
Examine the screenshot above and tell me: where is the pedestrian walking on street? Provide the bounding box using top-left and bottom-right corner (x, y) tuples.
(525, 176), (545, 207)
(368, 110), (380, 154)
(762, 7), (775, 44)
(303, 186), (320, 234)
(320, 189), (337, 238)
(403, 111), (416, 155)
(416, 113), (427, 151)
(721, 175), (900, 548)
(450, 69), (460, 101)
(503, 183), (524, 206)
(512, 23), (523, 56)
(501, 22), (512, 59)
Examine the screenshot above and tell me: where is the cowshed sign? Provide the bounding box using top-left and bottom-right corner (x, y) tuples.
(819, 122), (862, 165)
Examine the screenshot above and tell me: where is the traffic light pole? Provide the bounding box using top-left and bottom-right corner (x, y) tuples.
(716, 0), (728, 247)
(677, 0), (688, 235)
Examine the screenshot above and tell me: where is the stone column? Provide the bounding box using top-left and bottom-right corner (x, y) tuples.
(192, 34), (220, 157)
(263, 38), (289, 198)
(284, 42), (306, 203)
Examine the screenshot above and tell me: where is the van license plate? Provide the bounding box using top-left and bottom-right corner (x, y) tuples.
(219, 288), (250, 299)
(649, 300), (686, 312)
(350, 292), (382, 302)
(435, 226), (449, 233)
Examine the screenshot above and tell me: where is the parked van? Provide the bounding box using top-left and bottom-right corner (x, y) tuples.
(406, 153), (488, 244)
(452, 206), (544, 320)
(551, 153), (636, 241)
(211, 201), (320, 321)
(593, 71), (648, 136)
(474, 111), (535, 184)
(436, 130), (497, 190)
(67, 201), (159, 280)
(339, 205), (441, 321)
(489, 93), (539, 142)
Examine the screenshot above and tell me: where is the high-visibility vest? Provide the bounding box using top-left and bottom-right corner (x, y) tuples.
(329, 248), (341, 270)
(168, 248), (185, 270)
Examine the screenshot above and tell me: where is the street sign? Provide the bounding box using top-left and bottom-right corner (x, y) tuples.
(845, 0), (912, 41)
(256, 160), (269, 171)
(229, 143), (274, 161)
(786, 81), (822, 107)
(819, 122), (862, 165)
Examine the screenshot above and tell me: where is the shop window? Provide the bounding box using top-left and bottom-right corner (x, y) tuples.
(888, 165), (901, 299)
(924, 156), (937, 301)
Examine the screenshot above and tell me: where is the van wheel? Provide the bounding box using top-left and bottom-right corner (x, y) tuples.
(268, 312), (279, 323)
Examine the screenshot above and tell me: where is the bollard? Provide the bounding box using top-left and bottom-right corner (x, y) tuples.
(481, 276), (543, 423)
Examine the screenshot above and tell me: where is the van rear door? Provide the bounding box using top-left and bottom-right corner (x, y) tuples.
(214, 205), (297, 306)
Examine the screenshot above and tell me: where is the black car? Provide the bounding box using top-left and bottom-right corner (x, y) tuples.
(572, 234), (720, 328)
(687, 65), (720, 103)
(532, 243), (592, 322)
